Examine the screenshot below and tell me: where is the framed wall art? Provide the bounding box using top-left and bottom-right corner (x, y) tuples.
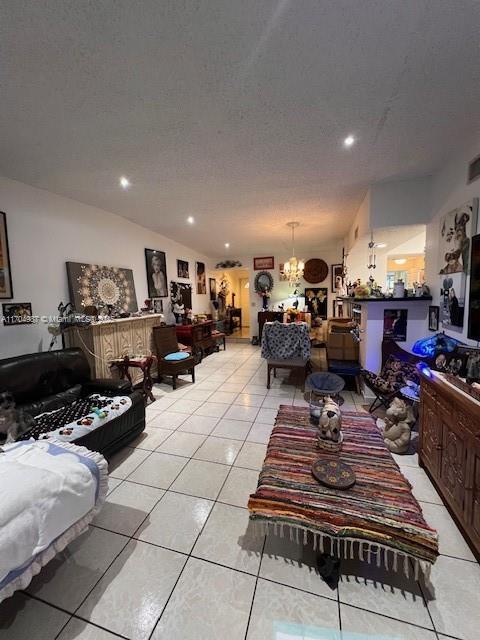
(170, 281), (192, 323)
(152, 298), (164, 314)
(331, 264), (343, 292)
(428, 305), (439, 332)
(383, 309), (408, 342)
(209, 277), (217, 301)
(305, 288), (327, 319)
(66, 262), (138, 313)
(2, 302), (33, 326)
(145, 249), (168, 297)
(254, 256), (274, 270)
(177, 259), (189, 279)
(196, 261), (206, 294)
(0, 212), (13, 299)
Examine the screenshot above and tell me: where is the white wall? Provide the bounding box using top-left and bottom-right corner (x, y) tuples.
(370, 177), (431, 228)
(0, 177), (213, 358)
(425, 133), (480, 346)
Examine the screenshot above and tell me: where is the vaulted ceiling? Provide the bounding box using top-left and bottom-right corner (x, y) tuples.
(1, 0), (480, 256)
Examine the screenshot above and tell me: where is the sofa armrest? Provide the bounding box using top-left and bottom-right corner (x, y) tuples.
(83, 378), (133, 396)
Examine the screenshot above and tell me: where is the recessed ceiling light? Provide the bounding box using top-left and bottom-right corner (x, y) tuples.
(119, 176), (130, 189)
(225, 242), (230, 248)
(343, 135), (355, 148)
(394, 258), (407, 265)
(187, 216), (195, 224)
(375, 242), (387, 248)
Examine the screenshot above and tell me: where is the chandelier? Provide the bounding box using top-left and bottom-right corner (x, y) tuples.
(283, 222), (305, 287)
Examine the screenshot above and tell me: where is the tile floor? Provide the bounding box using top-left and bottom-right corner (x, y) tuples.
(1, 344), (479, 640)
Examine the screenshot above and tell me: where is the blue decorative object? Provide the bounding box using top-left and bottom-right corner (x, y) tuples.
(164, 351), (190, 361)
(412, 332), (464, 358)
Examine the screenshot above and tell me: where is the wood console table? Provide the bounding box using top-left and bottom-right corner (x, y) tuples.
(258, 311), (284, 341)
(419, 368), (480, 560)
(64, 314), (162, 385)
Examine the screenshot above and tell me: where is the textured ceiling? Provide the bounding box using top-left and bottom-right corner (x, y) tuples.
(1, 0), (480, 257)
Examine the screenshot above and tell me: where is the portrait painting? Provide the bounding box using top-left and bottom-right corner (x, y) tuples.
(196, 261), (206, 294)
(145, 249), (168, 298)
(2, 302), (32, 326)
(428, 305), (439, 332)
(209, 277), (217, 301)
(383, 309), (408, 342)
(177, 259), (189, 279)
(305, 288), (328, 319)
(170, 281), (192, 323)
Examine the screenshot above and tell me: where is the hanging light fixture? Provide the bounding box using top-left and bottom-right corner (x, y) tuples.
(283, 221), (305, 287)
(366, 231), (377, 284)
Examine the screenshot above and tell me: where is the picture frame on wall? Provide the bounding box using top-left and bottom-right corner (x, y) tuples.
(209, 277), (217, 301)
(305, 288), (328, 320)
(177, 259), (189, 279)
(2, 302), (33, 326)
(196, 261), (206, 294)
(145, 249), (168, 298)
(0, 212), (14, 299)
(428, 305), (439, 332)
(383, 309), (408, 342)
(152, 298), (164, 314)
(331, 264), (343, 292)
(254, 256), (274, 270)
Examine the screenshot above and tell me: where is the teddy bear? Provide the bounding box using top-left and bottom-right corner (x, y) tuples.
(383, 397), (412, 454)
(318, 397), (342, 443)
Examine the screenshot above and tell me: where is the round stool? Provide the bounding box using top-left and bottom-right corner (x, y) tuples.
(305, 372), (345, 407)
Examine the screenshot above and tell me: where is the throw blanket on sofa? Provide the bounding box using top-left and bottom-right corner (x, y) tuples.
(17, 394), (132, 443)
(0, 439), (108, 603)
(248, 406), (438, 579)
(261, 322), (311, 360)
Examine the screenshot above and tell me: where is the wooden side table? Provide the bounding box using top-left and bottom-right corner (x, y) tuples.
(110, 355), (156, 404)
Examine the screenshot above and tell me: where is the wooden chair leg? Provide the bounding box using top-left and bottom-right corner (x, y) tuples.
(273, 368), (277, 378)
(267, 365), (271, 389)
(354, 375), (361, 395)
(191, 368), (195, 383)
(172, 374), (177, 390)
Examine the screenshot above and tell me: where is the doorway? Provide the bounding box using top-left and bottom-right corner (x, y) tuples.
(211, 267), (251, 339)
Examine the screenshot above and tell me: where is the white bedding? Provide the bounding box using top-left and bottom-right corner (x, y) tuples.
(0, 439), (108, 602)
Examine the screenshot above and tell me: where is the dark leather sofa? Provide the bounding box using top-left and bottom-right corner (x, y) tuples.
(0, 348), (145, 457)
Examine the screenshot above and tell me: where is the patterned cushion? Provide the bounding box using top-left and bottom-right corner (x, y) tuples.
(164, 351), (190, 361)
(363, 356), (419, 395)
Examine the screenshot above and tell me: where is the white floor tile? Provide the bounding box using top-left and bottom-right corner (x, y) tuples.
(156, 431), (206, 456)
(93, 480), (164, 536)
(57, 618), (119, 640)
(181, 388), (215, 401)
(151, 557), (255, 640)
(234, 441), (267, 470)
(223, 404), (260, 422)
(425, 555), (480, 640)
(210, 391), (240, 404)
(108, 447), (150, 479)
(193, 401), (228, 418)
(246, 579), (339, 640)
(77, 540), (186, 640)
(242, 384), (268, 396)
(106, 476), (122, 495)
(193, 436), (242, 465)
(130, 426), (173, 450)
(147, 396), (177, 411)
(217, 382), (246, 393)
(0, 593), (69, 639)
(135, 491), (213, 553)
(168, 398), (205, 414)
(260, 534), (337, 599)
(234, 393), (264, 407)
(27, 527), (128, 611)
(177, 413), (219, 435)
(261, 395), (293, 409)
(255, 407), (278, 425)
(338, 557), (433, 628)
(218, 466), (259, 508)
(341, 604), (437, 640)
(400, 466), (444, 505)
(170, 459), (230, 499)
(211, 418), (253, 440)
(420, 501), (476, 561)
(147, 411), (188, 429)
(246, 422), (273, 444)
(127, 451), (188, 489)
(192, 502), (263, 574)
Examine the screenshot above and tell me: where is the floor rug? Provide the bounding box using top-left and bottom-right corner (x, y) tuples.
(248, 406), (438, 578)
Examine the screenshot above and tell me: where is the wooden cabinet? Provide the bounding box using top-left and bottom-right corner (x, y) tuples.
(175, 321), (217, 359)
(64, 315), (162, 385)
(258, 311), (284, 341)
(419, 370), (480, 560)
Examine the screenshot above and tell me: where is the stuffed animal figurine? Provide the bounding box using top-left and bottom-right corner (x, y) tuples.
(383, 397), (412, 454)
(318, 397), (342, 443)
(0, 391), (35, 444)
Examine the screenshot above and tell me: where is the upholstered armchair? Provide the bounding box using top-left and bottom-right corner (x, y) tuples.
(152, 325), (195, 389)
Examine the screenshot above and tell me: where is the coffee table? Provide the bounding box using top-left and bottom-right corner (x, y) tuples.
(248, 405), (438, 581)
